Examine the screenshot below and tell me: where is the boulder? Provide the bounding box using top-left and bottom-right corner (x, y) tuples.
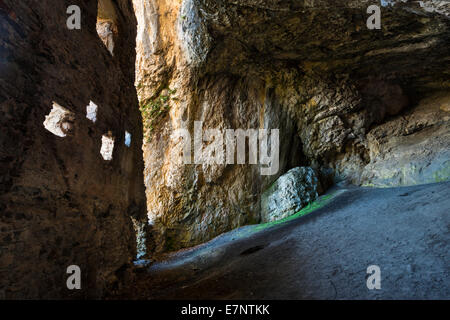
(261, 167), (319, 223)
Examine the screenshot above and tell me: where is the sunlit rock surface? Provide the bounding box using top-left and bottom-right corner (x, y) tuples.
(133, 0), (449, 254)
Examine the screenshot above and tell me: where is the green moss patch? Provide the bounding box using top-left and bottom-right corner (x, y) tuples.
(433, 162), (450, 183)
(140, 88), (177, 142)
(253, 191), (339, 232)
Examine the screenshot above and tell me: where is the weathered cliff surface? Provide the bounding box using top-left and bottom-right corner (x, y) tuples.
(0, 0), (146, 298)
(136, 0), (450, 254)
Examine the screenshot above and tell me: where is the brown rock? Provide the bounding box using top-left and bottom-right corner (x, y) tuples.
(0, 0), (146, 298)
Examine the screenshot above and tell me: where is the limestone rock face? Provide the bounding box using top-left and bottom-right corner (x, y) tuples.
(0, 1), (146, 298)
(360, 92), (450, 186)
(261, 167), (318, 223)
(96, 21), (116, 55)
(134, 0), (450, 254)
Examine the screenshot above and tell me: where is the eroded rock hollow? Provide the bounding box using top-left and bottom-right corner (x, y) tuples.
(134, 0), (450, 254)
(0, 0), (449, 299)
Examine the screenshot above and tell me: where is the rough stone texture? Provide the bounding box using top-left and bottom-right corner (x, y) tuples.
(133, 0), (450, 254)
(0, 0), (146, 298)
(43, 102), (76, 138)
(134, 0), (306, 255)
(361, 91), (450, 186)
(96, 21), (116, 55)
(133, 0), (450, 252)
(118, 182), (450, 300)
(261, 167), (318, 222)
(1, 0), (449, 298)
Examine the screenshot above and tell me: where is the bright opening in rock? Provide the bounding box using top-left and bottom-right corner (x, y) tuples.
(43, 102), (75, 137)
(86, 101), (98, 123)
(100, 132), (115, 161)
(97, 0), (118, 56)
(125, 131), (132, 147)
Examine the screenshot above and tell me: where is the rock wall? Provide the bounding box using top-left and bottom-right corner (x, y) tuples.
(0, 0), (146, 298)
(135, 0), (450, 254)
(133, 0), (305, 255)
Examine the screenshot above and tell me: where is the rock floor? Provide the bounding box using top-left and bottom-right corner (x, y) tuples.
(123, 182), (450, 299)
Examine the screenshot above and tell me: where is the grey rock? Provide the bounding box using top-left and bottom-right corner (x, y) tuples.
(261, 167), (319, 223)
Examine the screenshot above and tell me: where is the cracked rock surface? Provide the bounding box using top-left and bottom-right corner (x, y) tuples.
(118, 182), (450, 300)
(135, 0), (450, 254)
(0, 0), (146, 298)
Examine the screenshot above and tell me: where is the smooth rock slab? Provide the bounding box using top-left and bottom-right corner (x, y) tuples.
(261, 167), (318, 223)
